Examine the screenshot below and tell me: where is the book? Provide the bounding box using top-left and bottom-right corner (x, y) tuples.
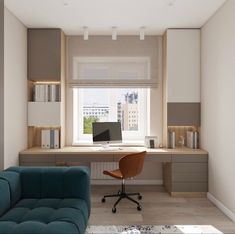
(187, 131), (194, 149)
(54, 130), (59, 149)
(49, 85), (56, 102)
(41, 129), (47, 148)
(50, 130), (55, 149)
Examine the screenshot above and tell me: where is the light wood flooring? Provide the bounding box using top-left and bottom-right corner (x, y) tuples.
(89, 185), (235, 233)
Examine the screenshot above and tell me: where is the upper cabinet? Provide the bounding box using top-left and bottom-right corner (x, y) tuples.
(165, 29), (200, 103)
(28, 29), (62, 81)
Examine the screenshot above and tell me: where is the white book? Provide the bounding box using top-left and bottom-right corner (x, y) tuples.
(39, 85), (45, 102)
(187, 131), (194, 149)
(54, 129), (59, 149)
(34, 85), (41, 102)
(41, 129), (47, 148)
(44, 85), (49, 102)
(49, 85), (56, 102)
(44, 129), (50, 149)
(56, 85), (60, 102)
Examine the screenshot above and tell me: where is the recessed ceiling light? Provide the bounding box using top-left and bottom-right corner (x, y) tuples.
(140, 27), (145, 40)
(83, 26), (89, 40)
(62, 0), (69, 6)
(167, 0), (176, 6)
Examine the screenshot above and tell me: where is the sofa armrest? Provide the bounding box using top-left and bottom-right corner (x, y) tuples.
(0, 171), (21, 215)
(63, 167), (91, 214)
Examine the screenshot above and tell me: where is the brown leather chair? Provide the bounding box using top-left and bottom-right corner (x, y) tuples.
(101, 151), (146, 213)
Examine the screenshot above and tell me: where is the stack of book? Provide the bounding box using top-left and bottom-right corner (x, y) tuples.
(186, 131), (199, 149)
(41, 129), (59, 149)
(33, 84), (60, 102)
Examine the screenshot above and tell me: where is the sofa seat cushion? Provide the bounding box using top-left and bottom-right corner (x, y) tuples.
(0, 220), (79, 234)
(0, 198), (89, 234)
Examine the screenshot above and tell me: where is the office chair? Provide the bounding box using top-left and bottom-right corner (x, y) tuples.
(101, 151), (146, 213)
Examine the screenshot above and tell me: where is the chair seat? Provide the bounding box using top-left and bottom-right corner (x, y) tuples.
(103, 169), (123, 179)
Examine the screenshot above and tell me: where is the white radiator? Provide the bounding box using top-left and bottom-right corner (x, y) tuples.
(91, 162), (118, 179)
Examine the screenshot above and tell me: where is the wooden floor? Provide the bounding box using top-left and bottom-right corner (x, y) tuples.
(89, 185), (235, 233)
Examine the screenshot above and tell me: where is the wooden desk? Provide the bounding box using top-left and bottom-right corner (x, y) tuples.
(19, 146), (208, 196)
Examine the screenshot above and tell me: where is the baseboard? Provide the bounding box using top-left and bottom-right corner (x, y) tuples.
(91, 179), (163, 185)
(207, 192), (235, 222)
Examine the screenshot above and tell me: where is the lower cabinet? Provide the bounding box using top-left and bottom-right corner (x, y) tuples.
(163, 154), (208, 196)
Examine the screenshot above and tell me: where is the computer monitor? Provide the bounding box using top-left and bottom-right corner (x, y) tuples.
(92, 122), (122, 147)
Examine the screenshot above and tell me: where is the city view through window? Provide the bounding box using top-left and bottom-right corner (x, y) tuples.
(81, 89), (139, 134)
(73, 88), (148, 143)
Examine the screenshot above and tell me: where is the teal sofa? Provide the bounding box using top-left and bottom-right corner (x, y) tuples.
(0, 167), (90, 234)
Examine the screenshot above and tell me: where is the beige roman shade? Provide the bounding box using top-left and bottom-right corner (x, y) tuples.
(66, 36), (162, 88)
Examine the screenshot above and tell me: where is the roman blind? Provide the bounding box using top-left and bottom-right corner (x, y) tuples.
(67, 56), (158, 88)
(66, 36), (162, 88)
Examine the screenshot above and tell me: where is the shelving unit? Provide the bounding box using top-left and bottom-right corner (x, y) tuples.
(27, 28), (66, 149)
(163, 29), (201, 148)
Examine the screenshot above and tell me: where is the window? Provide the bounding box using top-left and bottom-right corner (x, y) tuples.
(73, 88), (149, 144)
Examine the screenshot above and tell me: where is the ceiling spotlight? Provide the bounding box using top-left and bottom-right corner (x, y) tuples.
(83, 26), (89, 40)
(167, 0), (175, 6)
(112, 27), (117, 40)
(140, 27), (145, 40)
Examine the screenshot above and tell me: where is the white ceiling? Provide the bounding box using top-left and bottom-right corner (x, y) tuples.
(5, 0), (226, 35)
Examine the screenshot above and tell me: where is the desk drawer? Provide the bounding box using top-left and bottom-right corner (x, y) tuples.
(20, 154), (56, 163)
(172, 163), (208, 173)
(56, 154), (113, 163)
(172, 154), (208, 163)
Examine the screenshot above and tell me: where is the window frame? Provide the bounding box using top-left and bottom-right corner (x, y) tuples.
(72, 88), (150, 144)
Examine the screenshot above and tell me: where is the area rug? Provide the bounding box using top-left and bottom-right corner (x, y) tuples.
(85, 225), (222, 234)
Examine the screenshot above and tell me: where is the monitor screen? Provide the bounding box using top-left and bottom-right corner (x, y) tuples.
(92, 122), (122, 144)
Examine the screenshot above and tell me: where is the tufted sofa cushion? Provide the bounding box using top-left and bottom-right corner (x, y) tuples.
(0, 198), (88, 234)
(0, 167), (90, 234)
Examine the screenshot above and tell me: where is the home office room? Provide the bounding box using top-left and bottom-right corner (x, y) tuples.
(1, 0), (235, 233)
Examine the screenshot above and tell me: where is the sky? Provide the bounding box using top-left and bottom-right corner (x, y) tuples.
(81, 88), (138, 105)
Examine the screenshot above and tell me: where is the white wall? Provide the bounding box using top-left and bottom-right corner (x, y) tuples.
(4, 8), (27, 168)
(0, 0), (4, 170)
(201, 0), (235, 217)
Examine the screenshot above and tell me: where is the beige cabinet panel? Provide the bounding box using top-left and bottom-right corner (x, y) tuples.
(28, 29), (61, 81)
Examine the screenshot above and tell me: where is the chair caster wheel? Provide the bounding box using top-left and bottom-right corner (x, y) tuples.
(112, 207), (117, 213)
(137, 205), (142, 211)
(138, 195), (142, 200)
(101, 198), (106, 203)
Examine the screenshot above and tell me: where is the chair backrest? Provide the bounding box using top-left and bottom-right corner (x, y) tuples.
(119, 151), (146, 179)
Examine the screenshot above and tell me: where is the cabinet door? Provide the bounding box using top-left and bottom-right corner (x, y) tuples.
(28, 29), (61, 81)
(167, 102), (200, 126)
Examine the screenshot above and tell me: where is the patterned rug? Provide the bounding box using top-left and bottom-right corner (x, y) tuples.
(85, 225), (222, 234)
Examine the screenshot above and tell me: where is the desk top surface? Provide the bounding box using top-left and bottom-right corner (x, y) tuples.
(20, 146), (208, 155)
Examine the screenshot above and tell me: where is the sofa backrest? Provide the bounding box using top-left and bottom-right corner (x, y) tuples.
(0, 171), (21, 216)
(7, 167), (90, 210)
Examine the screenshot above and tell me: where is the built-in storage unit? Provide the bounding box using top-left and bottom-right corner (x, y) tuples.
(163, 154), (208, 196)
(27, 28), (66, 149)
(19, 147), (208, 196)
(163, 29), (201, 148)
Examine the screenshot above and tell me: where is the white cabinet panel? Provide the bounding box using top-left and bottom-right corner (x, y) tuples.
(167, 29), (200, 102)
(28, 102), (61, 126)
